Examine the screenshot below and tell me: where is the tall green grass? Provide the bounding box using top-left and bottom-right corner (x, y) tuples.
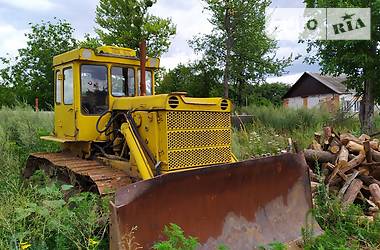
(0, 106), (108, 249)
(233, 105), (361, 159)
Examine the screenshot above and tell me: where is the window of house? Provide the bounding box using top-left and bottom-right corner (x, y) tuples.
(55, 70), (61, 104)
(111, 67), (135, 97)
(63, 68), (73, 105)
(137, 70), (153, 96)
(81, 64), (108, 115)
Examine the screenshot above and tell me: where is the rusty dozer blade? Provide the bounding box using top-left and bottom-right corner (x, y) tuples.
(110, 153), (321, 249)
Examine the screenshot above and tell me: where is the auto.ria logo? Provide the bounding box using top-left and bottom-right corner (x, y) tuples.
(333, 13), (366, 35)
(265, 8), (371, 41)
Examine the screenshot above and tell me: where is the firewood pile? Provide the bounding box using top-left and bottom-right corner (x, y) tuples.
(304, 126), (380, 218)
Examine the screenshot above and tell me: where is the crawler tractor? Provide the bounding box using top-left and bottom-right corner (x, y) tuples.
(25, 46), (319, 249)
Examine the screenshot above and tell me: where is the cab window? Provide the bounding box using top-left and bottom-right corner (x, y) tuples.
(63, 68), (73, 105)
(111, 67), (135, 97)
(80, 64), (108, 115)
(137, 70), (153, 96)
(55, 70), (61, 104)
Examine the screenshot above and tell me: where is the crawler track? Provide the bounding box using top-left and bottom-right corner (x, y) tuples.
(24, 152), (132, 195)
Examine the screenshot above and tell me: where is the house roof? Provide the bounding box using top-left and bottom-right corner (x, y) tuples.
(282, 72), (350, 99)
(308, 73), (348, 94)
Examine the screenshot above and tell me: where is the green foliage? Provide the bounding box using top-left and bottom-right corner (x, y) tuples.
(153, 224), (199, 250)
(156, 62), (223, 97)
(157, 64), (288, 106)
(190, 0), (292, 104)
(95, 0), (176, 57)
(0, 106), (108, 249)
(233, 105), (360, 159)
(247, 83), (290, 106)
(259, 242), (287, 250)
(0, 19), (77, 110)
(239, 105), (332, 132)
(78, 34), (103, 50)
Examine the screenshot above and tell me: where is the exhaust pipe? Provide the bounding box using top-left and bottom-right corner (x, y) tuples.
(139, 40), (147, 96)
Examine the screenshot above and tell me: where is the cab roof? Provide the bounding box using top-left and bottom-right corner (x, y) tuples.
(53, 46), (160, 69)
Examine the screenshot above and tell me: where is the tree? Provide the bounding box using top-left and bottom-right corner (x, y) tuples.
(0, 19), (77, 109)
(78, 34), (103, 50)
(248, 82), (290, 106)
(156, 61), (223, 97)
(190, 0), (291, 104)
(303, 0), (380, 134)
(95, 0), (176, 57)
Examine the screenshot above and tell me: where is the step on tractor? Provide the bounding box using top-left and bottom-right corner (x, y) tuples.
(24, 45), (320, 249)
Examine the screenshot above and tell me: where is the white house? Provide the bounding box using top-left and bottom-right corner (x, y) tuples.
(282, 72), (359, 113)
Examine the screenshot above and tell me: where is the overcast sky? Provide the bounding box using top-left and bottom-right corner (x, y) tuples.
(0, 0), (319, 84)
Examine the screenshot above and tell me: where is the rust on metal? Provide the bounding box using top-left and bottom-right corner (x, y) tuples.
(24, 152), (132, 195)
(110, 153), (321, 249)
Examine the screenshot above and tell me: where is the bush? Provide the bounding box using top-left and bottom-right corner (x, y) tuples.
(153, 224), (199, 250)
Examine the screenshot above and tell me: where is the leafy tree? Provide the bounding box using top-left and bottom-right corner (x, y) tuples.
(303, 0), (380, 133)
(78, 34), (103, 50)
(190, 0), (292, 104)
(95, 0), (176, 57)
(0, 19), (77, 109)
(248, 82), (290, 106)
(156, 62), (222, 97)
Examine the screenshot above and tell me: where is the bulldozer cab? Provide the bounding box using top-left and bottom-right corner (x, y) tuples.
(52, 46), (159, 142)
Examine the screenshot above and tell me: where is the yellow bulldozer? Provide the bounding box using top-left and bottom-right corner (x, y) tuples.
(24, 45), (319, 249)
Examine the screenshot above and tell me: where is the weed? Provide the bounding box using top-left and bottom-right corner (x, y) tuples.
(259, 241), (287, 250)
(152, 224), (199, 250)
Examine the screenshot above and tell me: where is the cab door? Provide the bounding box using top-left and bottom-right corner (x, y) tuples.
(54, 65), (77, 139)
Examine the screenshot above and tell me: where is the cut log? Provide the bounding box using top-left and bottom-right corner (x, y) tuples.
(322, 127), (332, 151)
(358, 175), (380, 186)
(342, 179), (363, 206)
(370, 169), (380, 181)
(363, 140), (373, 163)
(309, 140), (323, 151)
(361, 162), (380, 167)
(314, 132), (322, 144)
(340, 153), (366, 174)
(336, 146), (349, 168)
(346, 141), (364, 154)
(359, 134), (371, 142)
(370, 139), (379, 151)
(304, 149), (337, 164)
(358, 166), (370, 176)
(372, 149), (380, 162)
(340, 133), (362, 145)
(324, 126), (332, 139)
(326, 163), (348, 181)
(329, 145), (340, 154)
(326, 162), (341, 185)
(339, 171), (360, 198)
(369, 184), (380, 208)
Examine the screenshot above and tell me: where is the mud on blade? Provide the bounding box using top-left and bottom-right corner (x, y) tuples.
(110, 153), (321, 249)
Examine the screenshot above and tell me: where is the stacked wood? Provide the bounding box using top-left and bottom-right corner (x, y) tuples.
(305, 127), (380, 219)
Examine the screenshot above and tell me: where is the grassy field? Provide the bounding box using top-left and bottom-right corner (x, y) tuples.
(1, 105), (379, 249)
(0, 106), (109, 249)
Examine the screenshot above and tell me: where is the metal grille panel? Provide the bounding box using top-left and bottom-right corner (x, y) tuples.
(167, 111), (230, 130)
(167, 147), (231, 170)
(168, 129), (231, 150)
(164, 111), (232, 171)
